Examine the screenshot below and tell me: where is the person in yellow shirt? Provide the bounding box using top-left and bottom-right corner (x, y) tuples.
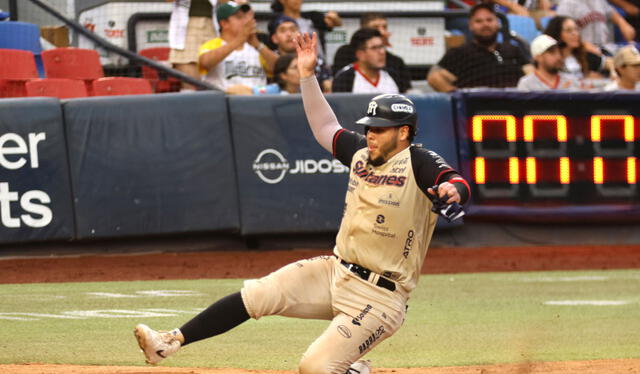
(198, 1), (278, 94)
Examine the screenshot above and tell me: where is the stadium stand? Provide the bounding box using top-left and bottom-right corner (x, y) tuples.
(25, 78), (88, 99)
(506, 14), (540, 43)
(138, 47), (181, 93)
(42, 48), (104, 95)
(539, 16), (553, 31)
(92, 77), (153, 96)
(0, 49), (39, 97)
(0, 21), (45, 76)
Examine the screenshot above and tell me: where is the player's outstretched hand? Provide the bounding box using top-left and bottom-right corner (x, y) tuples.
(427, 182), (460, 204)
(294, 32), (318, 79)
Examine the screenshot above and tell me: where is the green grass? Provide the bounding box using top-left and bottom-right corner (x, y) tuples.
(0, 269), (638, 369)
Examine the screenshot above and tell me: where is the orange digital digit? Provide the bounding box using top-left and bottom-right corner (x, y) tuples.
(591, 115), (634, 142)
(525, 157), (536, 184)
(591, 115), (635, 186)
(509, 157), (520, 184)
(560, 157), (571, 185)
(523, 115), (569, 185)
(628, 157), (637, 185)
(475, 157), (486, 184)
(471, 115), (517, 142)
(523, 115), (567, 142)
(593, 157), (604, 185)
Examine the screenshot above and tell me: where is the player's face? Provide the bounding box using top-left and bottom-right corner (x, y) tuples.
(272, 22), (299, 53)
(359, 37), (386, 70)
(365, 126), (403, 166)
(469, 9), (499, 46)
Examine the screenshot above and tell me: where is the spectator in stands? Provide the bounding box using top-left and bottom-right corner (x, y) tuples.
(168, 0), (216, 91)
(274, 53), (301, 93)
(556, 0), (636, 53)
(268, 15), (332, 91)
(609, 0), (640, 41)
(198, 2), (278, 95)
(270, 0), (341, 64)
(517, 34), (580, 90)
(604, 45), (640, 90)
(428, 3), (532, 92)
(332, 12), (412, 93)
(332, 29), (401, 93)
(268, 15), (299, 55)
(543, 16), (612, 81)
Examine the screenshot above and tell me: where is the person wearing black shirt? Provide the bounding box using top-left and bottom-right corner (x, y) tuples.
(332, 12), (412, 93)
(427, 3), (532, 92)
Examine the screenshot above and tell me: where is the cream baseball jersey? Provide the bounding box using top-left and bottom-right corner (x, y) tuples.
(331, 129), (468, 292)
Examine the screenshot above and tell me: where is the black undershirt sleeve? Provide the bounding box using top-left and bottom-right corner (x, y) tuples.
(333, 129), (367, 166)
(409, 146), (470, 204)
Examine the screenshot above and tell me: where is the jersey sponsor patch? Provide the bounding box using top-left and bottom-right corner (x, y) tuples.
(337, 325), (352, 338)
(402, 230), (414, 259)
(358, 325), (385, 354)
(351, 304), (373, 326)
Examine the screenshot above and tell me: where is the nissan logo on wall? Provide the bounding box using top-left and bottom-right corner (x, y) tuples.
(252, 148), (349, 184)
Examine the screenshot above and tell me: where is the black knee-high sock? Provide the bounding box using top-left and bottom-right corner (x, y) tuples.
(179, 291), (250, 346)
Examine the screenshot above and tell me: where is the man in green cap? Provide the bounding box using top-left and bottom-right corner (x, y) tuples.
(198, 1), (278, 94)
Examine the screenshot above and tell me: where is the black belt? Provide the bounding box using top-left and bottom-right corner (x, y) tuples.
(340, 259), (396, 292)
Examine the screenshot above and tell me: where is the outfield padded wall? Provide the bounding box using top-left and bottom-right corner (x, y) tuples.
(63, 92), (240, 239)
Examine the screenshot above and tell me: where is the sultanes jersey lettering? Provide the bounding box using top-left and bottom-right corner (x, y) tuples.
(332, 130), (459, 292)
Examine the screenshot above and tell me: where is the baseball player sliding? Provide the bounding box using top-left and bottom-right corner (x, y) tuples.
(134, 32), (470, 374)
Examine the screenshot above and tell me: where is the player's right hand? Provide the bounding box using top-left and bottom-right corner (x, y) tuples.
(294, 32), (318, 79)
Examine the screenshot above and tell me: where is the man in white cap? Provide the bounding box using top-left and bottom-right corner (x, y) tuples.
(604, 45), (640, 91)
(517, 34), (580, 91)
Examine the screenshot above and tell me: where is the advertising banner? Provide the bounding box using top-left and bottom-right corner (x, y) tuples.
(0, 98), (75, 243)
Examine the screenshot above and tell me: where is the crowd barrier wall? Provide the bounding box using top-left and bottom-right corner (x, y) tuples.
(0, 92), (458, 243)
(63, 92), (240, 239)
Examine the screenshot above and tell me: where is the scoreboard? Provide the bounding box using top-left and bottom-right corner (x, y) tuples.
(455, 91), (640, 221)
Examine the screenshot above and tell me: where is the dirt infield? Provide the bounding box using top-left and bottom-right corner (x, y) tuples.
(1, 243), (639, 373)
(2, 359), (640, 374)
(1, 244), (639, 284)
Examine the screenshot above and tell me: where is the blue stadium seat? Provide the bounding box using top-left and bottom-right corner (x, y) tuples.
(0, 21), (44, 77)
(539, 16), (553, 32)
(506, 14), (540, 44)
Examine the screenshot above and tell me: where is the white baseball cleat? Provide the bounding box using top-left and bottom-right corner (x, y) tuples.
(348, 360), (371, 374)
(133, 323), (181, 365)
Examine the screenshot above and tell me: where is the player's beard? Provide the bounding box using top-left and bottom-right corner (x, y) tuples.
(368, 137), (398, 166)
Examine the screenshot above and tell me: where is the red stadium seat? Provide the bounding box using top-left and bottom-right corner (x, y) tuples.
(42, 48), (104, 95)
(0, 49), (39, 97)
(25, 78), (88, 99)
(92, 77), (153, 96)
(139, 47), (181, 93)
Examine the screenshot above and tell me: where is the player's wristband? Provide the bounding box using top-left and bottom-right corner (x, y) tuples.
(449, 177), (470, 204)
(256, 43), (265, 52)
